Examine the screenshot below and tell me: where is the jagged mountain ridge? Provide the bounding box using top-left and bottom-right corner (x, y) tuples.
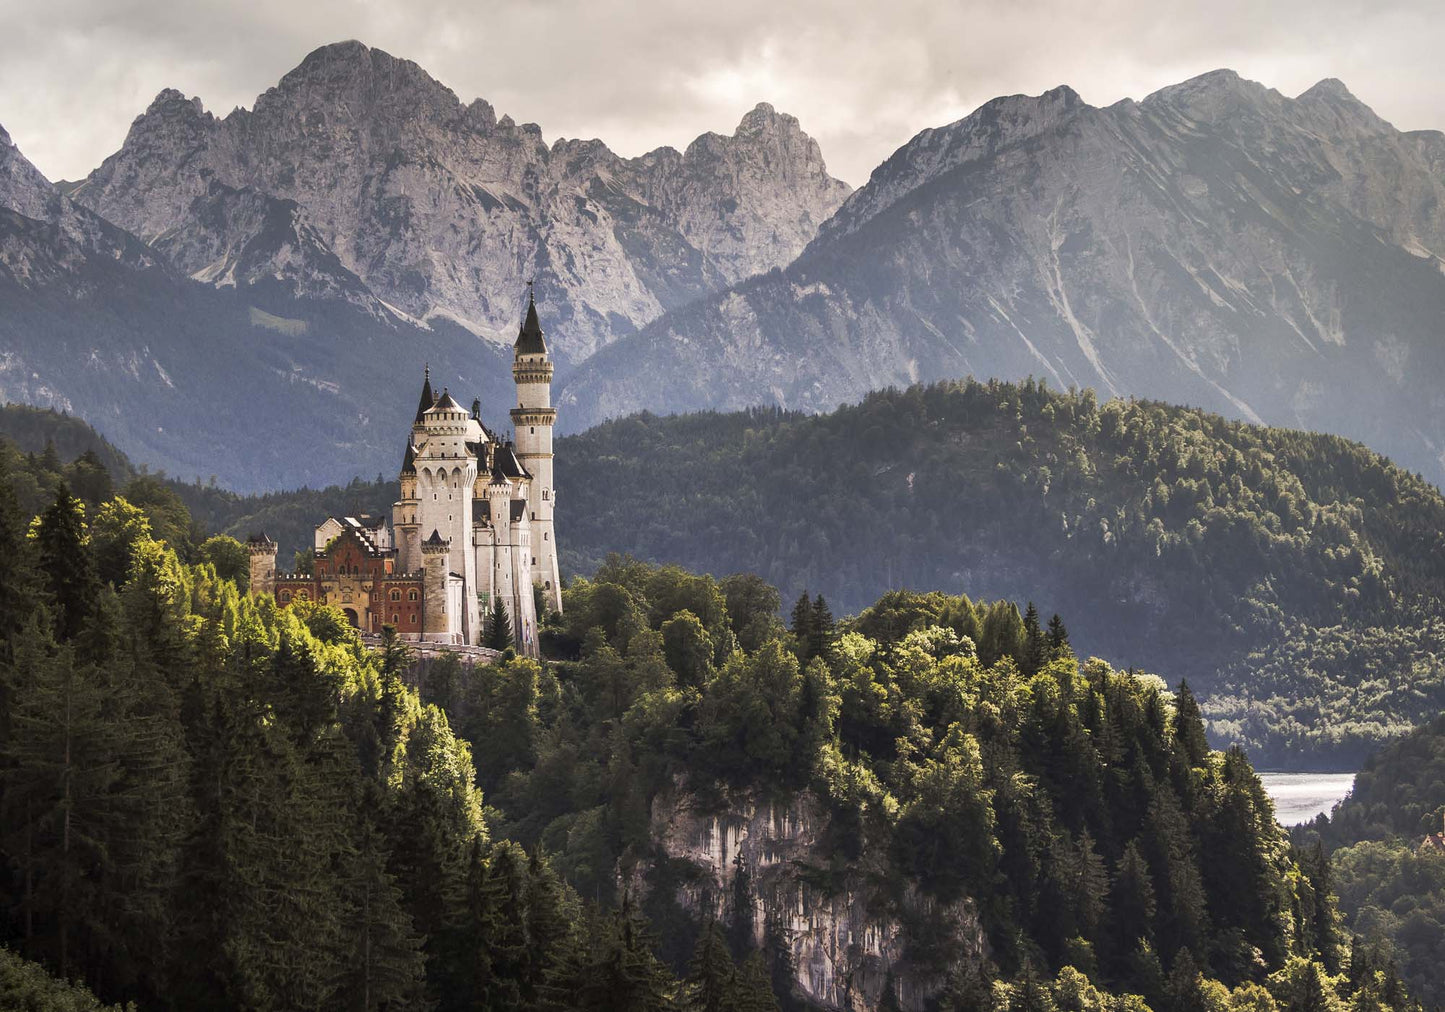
(0, 122), (515, 492)
(70, 40), (851, 364)
(559, 70), (1445, 484)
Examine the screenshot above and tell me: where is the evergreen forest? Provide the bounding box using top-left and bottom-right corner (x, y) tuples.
(0, 434), (1429, 1011)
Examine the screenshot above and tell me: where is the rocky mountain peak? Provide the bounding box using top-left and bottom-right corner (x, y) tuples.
(1142, 68), (1284, 122)
(252, 41), (463, 130)
(814, 84), (1090, 247)
(0, 121), (57, 221)
(1296, 77), (1393, 135)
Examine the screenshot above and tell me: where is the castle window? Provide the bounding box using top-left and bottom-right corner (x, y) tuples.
(392, 614), (400, 624)
(280, 590), (291, 603)
(411, 614), (418, 624)
(542, 489), (549, 500)
(390, 589), (401, 602)
(409, 590), (418, 601)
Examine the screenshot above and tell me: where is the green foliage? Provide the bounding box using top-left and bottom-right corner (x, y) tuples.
(0, 489), (679, 1012)
(1298, 714), (1445, 1008)
(196, 535), (250, 590)
(552, 380), (1445, 767)
(0, 946), (134, 1011)
(485, 598), (514, 652)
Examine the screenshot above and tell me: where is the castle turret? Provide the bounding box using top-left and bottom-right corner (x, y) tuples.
(246, 532), (278, 596)
(420, 529), (453, 640)
(511, 292), (562, 614)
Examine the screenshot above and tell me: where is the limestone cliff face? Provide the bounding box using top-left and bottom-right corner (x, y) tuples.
(70, 41), (850, 365)
(644, 787), (985, 1011)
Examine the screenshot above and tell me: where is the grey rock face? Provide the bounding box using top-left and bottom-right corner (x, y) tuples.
(644, 785), (983, 1011)
(70, 41), (850, 365)
(560, 71), (1445, 483)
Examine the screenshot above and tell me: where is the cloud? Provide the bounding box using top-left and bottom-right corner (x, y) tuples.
(0, 0), (1440, 186)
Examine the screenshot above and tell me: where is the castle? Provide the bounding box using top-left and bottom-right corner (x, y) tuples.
(245, 295), (562, 657)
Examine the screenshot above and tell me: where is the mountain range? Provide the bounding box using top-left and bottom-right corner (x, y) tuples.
(4, 44), (1445, 491)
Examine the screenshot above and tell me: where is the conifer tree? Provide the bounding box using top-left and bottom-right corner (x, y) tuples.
(1022, 601), (1046, 675)
(0, 464), (39, 652)
(33, 484), (100, 647)
(788, 592), (814, 660)
(1171, 681), (1210, 767)
(1046, 614), (1071, 657)
(336, 805), (428, 1012)
(732, 951), (781, 1012)
(684, 921), (735, 1012)
(809, 595), (835, 663)
(486, 599), (514, 652)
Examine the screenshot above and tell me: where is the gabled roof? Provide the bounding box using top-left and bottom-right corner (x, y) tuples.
(424, 529), (447, 546)
(515, 292), (547, 355)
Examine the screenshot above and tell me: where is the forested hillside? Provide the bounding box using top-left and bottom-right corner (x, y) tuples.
(38, 376), (1445, 767)
(554, 381), (1445, 767)
(1296, 716), (1445, 1007)
(0, 450), (1412, 1009)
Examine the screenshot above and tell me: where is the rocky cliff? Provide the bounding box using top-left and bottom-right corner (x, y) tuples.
(559, 71), (1445, 484)
(643, 787), (985, 1010)
(70, 41), (850, 365)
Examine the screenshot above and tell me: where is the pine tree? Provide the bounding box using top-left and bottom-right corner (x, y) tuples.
(1046, 614), (1071, 657)
(336, 805), (428, 1012)
(789, 592), (814, 661)
(1110, 839), (1157, 964)
(1171, 681), (1210, 767)
(33, 484), (101, 647)
(809, 595), (835, 664)
(485, 599), (514, 652)
(684, 921), (736, 1012)
(1022, 601), (1046, 675)
(732, 952), (780, 1012)
(0, 627), (121, 979)
(0, 463), (39, 653)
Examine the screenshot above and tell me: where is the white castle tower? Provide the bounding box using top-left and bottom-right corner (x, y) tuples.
(409, 382), (483, 643)
(511, 292), (563, 614)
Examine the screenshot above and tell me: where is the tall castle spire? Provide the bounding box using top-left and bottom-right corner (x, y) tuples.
(511, 287), (561, 615)
(413, 363), (435, 423)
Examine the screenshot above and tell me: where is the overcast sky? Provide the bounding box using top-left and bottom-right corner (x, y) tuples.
(1, 0), (1441, 187)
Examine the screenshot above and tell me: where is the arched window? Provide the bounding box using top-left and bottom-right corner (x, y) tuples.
(392, 614), (400, 624)
(296, 590), (309, 601)
(409, 589), (418, 601)
(280, 589), (291, 603)
(389, 589), (401, 602)
(411, 614), (418, 624)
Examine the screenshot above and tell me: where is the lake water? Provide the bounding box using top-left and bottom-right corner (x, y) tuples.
(1257, 772), (1357, 825)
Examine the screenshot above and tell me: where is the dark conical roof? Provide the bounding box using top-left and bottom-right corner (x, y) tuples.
(413, 365), (434, 422)
(496, 441), (531, 479)
(515, 292), (547, 355)
(429, 387), (462, 412)
(424, 529), (447, 546)
(401, 442), (416, 474)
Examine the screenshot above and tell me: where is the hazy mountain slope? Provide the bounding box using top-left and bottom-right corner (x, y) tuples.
(559, 72), (1445, 483)
(70, 41), (850, 364)
(0, 122), (514, 491)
